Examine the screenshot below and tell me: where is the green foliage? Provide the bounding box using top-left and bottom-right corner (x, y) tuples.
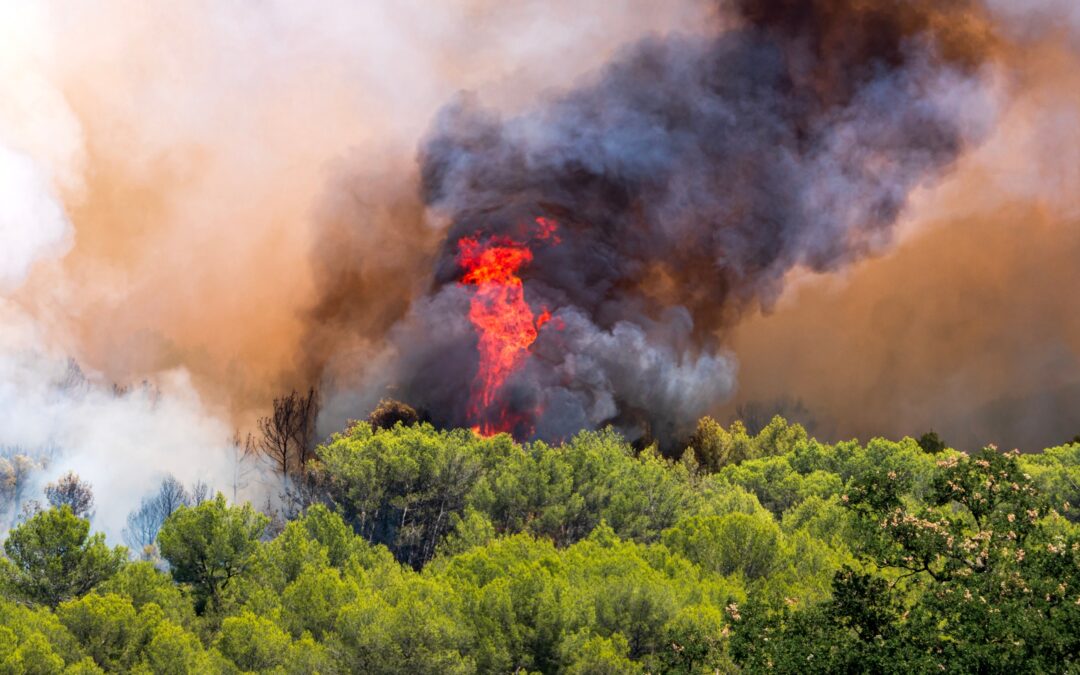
(332, 576), (475, 674)
(64, 656), (107, 674)
(215, 611), (291, 672)
(281, 565), (357, 639)
(157, 494), (268, 613)
(315, 422), (507, 568)
(1020, 442), (1080, 522)
(917, 430), (947, 454)
(142, 620), (212, 674)
(0, 630), (66, 674)
(835, 447), (1080, 671)
(0, 597), (82, 670)
(469, 429), (696, 547)
(296, 503), (362, 568)
(686, 415), (808, 474)
(753, 415), (810, 458)
(3, 417), (1080, 672)
(663, 513), (783, 580)
(561, 632), (641, 674)
(658, 604), (734, 674)
(436, 508), (496, 558)
(687, 417), (754, 472)
(98, 562), (196, 629)
(719, 455), (842, 517)
(0, 507), (125, 608)
(56, 593), (142, 671)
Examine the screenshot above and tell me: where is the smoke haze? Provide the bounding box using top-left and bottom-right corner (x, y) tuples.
(721, 17), (1080, 451)
(0, 0), (714, 537)
(0, 0), (1078, 539)
(324, 0), (997, 444)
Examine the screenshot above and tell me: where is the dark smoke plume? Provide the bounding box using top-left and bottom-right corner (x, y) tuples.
(324, 0), (995, 444)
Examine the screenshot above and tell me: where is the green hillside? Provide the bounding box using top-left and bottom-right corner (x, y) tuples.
(1, 418), (1078, 673)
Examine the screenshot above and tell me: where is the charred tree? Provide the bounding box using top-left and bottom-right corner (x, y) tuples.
(258, 388), (319, 479)
(44, 471), (94, 520)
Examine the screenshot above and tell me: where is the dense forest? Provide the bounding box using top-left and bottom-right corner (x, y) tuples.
(0, 411), (1079, 673)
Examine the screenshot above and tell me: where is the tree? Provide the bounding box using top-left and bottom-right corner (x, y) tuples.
(368, 398), (420, 430)
(6, 414), (1080, 672)
(730, 569), (909, 673)
(144, 620), (212, 674)
(662, 513), (784, 580)
(228, 432), (257, 503)
(436, 508), (496, 558)
(0, 507), (125, 607)
(470, 429), (695, 548)
(43, 472), (94, 520)
(157, 495), (268, 613)
(190, 480), (210, 505)
(827, 567), (899, 642)
(0, 632), (66, 673)
(315, 423), (490, 568)
(658, 605), (733, 674)
(257, 388), (320, 481)
(687, 417), (753, 473)
(719, 455), (842, 517)
(122, 475), (194, 552)
(215, 611), (292, 672)
(561, 633), (642, 675)
(838, 447), (1080, 670)
(735, 398), (815, 436)
(98, 561), (196, 629)
(281, 565), (357, 639)
(916, 430), (947, 454)
(1019, 443), (1080, 523)
(0, 454), (42, 525)
(334, 586), (476, 674)
(56, 592), (141, 670)
(296, 503), (366, 568)
(752, 416), (809, 458)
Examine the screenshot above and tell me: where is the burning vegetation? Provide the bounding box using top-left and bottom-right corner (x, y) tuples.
(3, 1), (1080, 672)
(322, 0), (995, 447)
(457, 217), (561, 436)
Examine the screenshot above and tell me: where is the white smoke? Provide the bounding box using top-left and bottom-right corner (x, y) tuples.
(0, 322), (234, 541)
(0, 3), (240, 542)
(0, 147), (72, 292)
(0, 0), (712, 541)
(0, 3), (78, 292)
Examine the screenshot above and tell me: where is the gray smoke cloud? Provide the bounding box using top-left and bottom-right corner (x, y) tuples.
(334, 0), (997, 445)
(0, 0), (714, 539)
(3, 0), (1076, 535)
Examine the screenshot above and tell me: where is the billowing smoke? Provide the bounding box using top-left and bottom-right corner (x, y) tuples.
(0, 4), (236, 541)
(0, 148), (72, 292)
(3, 0), (1080, 542)
(723, 2), (1080, 451)
(0, 0), (712, 538)
(333, 0), (996, 444)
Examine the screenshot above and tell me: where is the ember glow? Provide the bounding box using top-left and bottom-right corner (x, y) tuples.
(457, 219), (559, 436)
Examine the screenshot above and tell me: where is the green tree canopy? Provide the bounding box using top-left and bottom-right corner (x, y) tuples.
(157, 494), (268, 613)
(0, 507), (125, 608)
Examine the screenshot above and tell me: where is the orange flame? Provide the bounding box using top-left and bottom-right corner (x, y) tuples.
(458, 218), (560, 436)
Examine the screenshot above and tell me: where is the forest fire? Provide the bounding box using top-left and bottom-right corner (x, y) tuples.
(458, 218), (559, 436)
(350, 0), (998, 449)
